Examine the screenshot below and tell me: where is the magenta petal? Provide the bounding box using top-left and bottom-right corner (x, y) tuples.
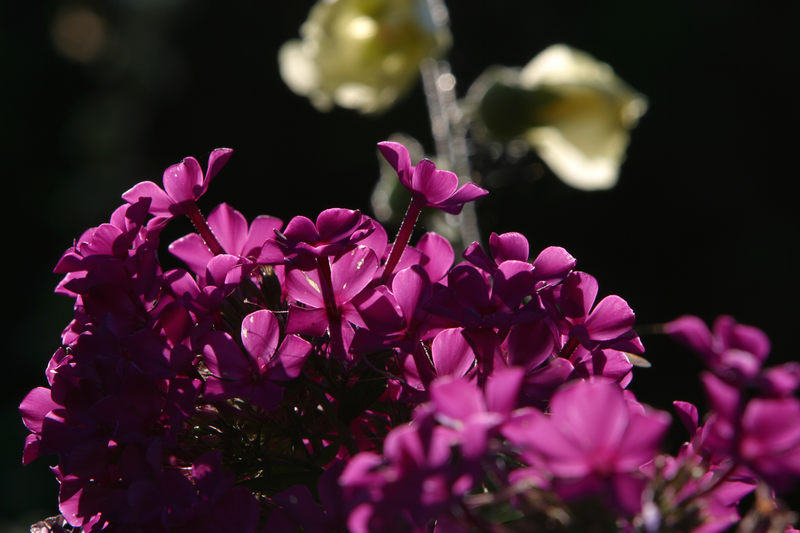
(740, 397), (800, 460)
(551, 380), (629, 453)
(761, 363), (800, 396)
(392, 265), (430, 322)
(460, 412), (501, 459)
(431, 328), (476, 378)
(286, 306), (328, 337)
(584, 295), (635, 341)
(163, 157), (203, 204)
(208, 203), (249, 255)
(615, 409), (671, 470)
(243, 215), (283, 257)
(203, 331), (249, 379)
(23, 433), (41, 465)
(331, 246), (378, 303)
(436, 182), (489, 214)
(532, 246), (577, 286)
(485, 367), (525, 415)
(448, 265), (490, 311)
(507, 320), (555, 371)
(673, 401), (699, 436)
(169, 233), (214, 275)
(558, 272), (599, 318)
(285, 267), (325, 308)
(701, 372), (740, 422)
(122, 180), (173, 216)
(377, 141), (413, 188)
(430, 376), (484, 423)
(416, 232), (454, 282)
(716, 316), (771, 362)
(523, 358), (574, 401)
(462, 241), (496, 273)
(20, 387), (58, 433)
(270, 334), (312, 380)
(490, 232), (529, 263)
(354, 286), (404, 333)
(664, 315), (713, 356)
(359, 220), (389, 259)
(316, 208), (363, 242)
(414, 160), (458, 204)
(241, 310), (280, 369)
(257, 240), (285, 264)
(204, 147), (233, 188)
(283, 216), (320, 244)
(492, 260), (535, 309)
(383, 423), (426, 466)
(205, 254), (242, 288)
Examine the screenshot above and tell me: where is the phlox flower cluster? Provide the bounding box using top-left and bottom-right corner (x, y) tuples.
(21, 143), (800, 532)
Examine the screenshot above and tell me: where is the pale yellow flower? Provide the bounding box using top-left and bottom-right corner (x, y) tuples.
(279, 0), (451, 114)
(469, 44), (648, 190)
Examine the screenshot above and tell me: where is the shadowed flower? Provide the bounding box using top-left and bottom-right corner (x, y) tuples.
(279, 0), (451, 114)
(503, 379), (670, 515)
(468, 44), (647, 190)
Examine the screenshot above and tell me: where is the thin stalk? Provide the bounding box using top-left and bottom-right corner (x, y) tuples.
(315, 256), (347, 361)
(380, 196), (425, 284)
(186, 202), (225, 256)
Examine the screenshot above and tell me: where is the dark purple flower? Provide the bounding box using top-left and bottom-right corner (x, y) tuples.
(666, 315), (800, 395)
(203, 310), (311, 410)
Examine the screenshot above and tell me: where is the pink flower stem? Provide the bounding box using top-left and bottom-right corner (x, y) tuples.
(186, 203), (225, 256)
(316, 256), (347, 360)
(558, 336), (580, 359)
(380, 197), (425, 285)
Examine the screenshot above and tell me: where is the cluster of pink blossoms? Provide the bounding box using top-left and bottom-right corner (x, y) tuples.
(21, 142), (800, 532)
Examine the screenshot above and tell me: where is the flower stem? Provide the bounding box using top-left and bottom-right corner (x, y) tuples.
(186, 203), (225, 256)
(316, 256), (347, 361)
(380, 197), (425, 285)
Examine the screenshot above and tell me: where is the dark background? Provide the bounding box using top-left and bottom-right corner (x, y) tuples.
(2, 1), (798, 528)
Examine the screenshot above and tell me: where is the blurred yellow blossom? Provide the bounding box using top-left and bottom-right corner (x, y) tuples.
(468, 44), (648, 190)
(279, 0), (451, 114)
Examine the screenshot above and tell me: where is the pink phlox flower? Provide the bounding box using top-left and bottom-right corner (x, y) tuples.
(464, 232), (576, 289)
(339, 414), (471, 533)
(430, 262), (535, 330)
(277, 208), (375, 266)
(702, 373), (800, 492)
(285, 246), (379, 351)
(378, 141), (488, 214)
(169, 203), (283, 275)
(502, 379), (670, 515)
(503, 319), (575, 405)
(429, 367), (525, 460)
(666, 315), (800, 396)
(202, 310), (311, 410)
(551, 271), (637, 346)
(122, 148), (233, 218)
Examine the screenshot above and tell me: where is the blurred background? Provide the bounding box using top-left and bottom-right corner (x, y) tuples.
(1, 1), (798, 529)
